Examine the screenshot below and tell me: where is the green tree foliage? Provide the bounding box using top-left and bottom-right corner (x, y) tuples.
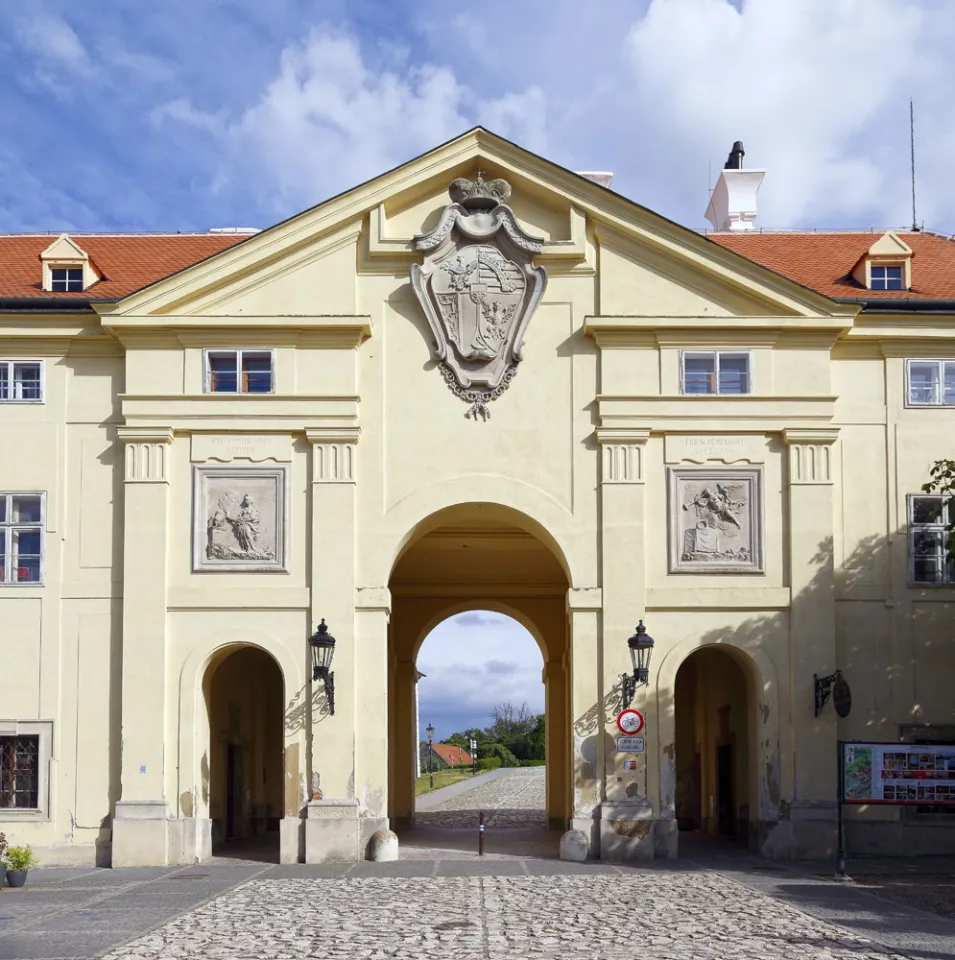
(445, 702), (545, 766)
(922, 460), (955, 560)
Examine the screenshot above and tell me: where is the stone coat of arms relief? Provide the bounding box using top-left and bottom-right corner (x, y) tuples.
(410, 175), (547, 419)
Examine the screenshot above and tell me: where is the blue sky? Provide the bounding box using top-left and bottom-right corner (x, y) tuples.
(3, 0), (955, 234)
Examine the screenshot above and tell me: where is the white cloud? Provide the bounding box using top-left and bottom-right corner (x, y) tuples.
(158, 26), (548, 215)
(620, 0), (953, 227)
(14, 7), (92, 76)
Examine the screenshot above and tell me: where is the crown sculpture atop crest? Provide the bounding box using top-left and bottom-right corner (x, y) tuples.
(410, 173), (547, 420)
(448, 175), (512, 210)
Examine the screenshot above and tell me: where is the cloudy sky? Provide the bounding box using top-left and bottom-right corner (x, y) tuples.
(418, 610), (544, 741)
(3, 0), (955, 234)
(417, 612), (543, 742)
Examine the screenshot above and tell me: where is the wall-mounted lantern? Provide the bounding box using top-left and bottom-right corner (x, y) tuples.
(814, 669), (851, 718)
(620, 620), (655, 709)
(309, 618), (337, 715)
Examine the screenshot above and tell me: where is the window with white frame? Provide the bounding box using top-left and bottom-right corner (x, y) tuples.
(681, 351), (751, 395)
(870, 264), (905, 290)
(0, 493), (45, 585)
(908, 494), (954, 584)
(907, 359), (955, 406)
(50, 267), (84, 292)
(0, 360), (43, 403)
(204, 350), (274, 394)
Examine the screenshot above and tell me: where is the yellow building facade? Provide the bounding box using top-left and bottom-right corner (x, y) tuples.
(1, 129), (954, 866)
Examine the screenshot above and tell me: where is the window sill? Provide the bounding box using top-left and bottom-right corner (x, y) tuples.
(0, 399), (45, 405)
(0, 809), (49, 821)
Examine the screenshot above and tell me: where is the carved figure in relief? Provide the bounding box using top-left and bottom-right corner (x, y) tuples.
(675, 473), (756, 567)
(206, 492), (273, 561)
(410, 174), (547, 420)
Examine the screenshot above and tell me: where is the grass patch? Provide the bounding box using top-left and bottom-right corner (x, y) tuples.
(415, 767), (477, 796)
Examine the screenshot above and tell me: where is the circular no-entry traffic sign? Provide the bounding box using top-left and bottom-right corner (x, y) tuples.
(616, 709), (645, 735)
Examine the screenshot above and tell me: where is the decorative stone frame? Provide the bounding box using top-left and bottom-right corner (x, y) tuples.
(192, 465), (289, 573)
(0, 719), (53, 820)
(667, 467), (764, 574)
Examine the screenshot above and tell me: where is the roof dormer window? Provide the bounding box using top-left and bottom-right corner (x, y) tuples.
(39, 233), (98, 293)
(851, 230), (913, 292)
(50, 267), (84, 292)
(871, 264), (904, 291)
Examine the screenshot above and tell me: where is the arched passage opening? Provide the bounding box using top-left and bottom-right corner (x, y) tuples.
(414, 610), (546, 821)
(387, 503), (571, 843)
(203, 645), (284, 860)
(674, 647), (755, 847)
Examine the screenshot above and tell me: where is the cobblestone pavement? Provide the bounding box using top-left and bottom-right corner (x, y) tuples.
(99, 870), (915, 960)
(415, 766), (545, 829)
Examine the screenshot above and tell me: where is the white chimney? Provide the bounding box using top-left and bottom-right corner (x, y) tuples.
(704, 141), (765, 232)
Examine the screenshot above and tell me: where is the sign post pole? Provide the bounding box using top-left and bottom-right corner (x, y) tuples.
(835, 739), (847, 880)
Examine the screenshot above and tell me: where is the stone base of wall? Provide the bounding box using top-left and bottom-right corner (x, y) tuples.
(305, 798), (361, 863)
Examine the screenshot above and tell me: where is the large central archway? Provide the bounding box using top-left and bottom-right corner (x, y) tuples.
(387, 503), (571, 838)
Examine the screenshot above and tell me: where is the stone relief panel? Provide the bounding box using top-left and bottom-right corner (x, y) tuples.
(668, 468), (764, 574)
(192, 466), (289, 572)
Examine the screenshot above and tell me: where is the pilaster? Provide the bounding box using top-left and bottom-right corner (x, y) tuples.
(354, 587), (391, 848)
(783, 427), (839, 858)
(595, 428), (656, 858)
(567, 588), (602, 854)
(112, 426), (174, 867)
(305, 427), (359, 860)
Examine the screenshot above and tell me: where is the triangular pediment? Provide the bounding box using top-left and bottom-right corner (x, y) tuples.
(867, 230), (913, 258)
(98, 128), (853, 323)
(41, 233), (89, 262)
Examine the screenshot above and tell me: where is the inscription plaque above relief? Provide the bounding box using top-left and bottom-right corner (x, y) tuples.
(191, 434), (293, 463)
(664, 434), (766, 465)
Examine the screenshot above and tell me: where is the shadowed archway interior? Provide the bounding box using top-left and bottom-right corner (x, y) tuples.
(204, 646), (284, 857)
(674, 647), (754, 847)
(387, 503), (571, 832)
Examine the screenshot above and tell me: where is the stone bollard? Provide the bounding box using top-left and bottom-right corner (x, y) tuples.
(559, 829), (589, 862)
(368, 829), (399, 862)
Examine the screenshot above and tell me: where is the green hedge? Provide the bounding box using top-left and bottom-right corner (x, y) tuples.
(518, 759), (546, 767)
(477, 757), (502, 771)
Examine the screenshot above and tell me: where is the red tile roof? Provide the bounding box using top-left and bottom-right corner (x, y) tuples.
(0, 234), (246, 300)
(2, 228), (954, 307)
(707, 230), (955, 301)
(431, 743), (473, 767)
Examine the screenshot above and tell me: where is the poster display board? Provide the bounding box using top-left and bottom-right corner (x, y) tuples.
(842, 742), (955, 805)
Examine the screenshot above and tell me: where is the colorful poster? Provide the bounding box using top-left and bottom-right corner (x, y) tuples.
(842, 742), (955, 805)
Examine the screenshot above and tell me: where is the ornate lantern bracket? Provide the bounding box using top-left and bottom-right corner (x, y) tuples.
(619, 620), (654, 709)
(309, 619), (337, 716)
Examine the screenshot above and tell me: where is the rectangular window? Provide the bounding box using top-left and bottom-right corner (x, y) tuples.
(0, 360), (43, 403)
(871, 265), (904, 290)
(0, 735), (40, 808)
(906, 359), (955, 406)
(50, 267), (84, 292)
(909, 494), (954, 585)
(0, 493), (44, 585)
(681, 351), (751, 395)
(205, 350), (274, 394)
